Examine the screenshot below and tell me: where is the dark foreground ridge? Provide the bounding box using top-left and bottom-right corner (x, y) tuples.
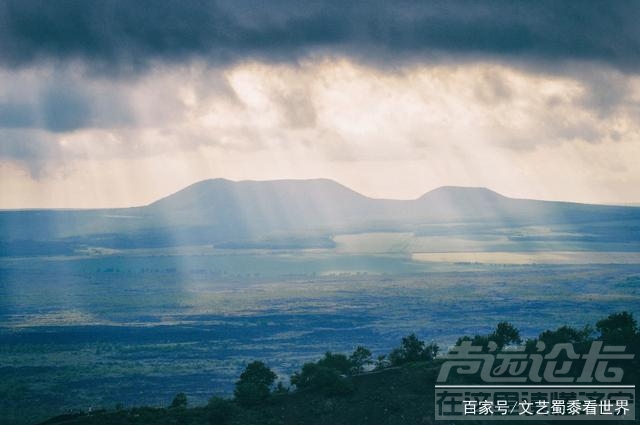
(37, 312), (640, 425)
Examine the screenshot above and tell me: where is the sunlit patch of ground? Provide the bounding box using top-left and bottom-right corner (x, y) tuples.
(412, 251), (640, 264)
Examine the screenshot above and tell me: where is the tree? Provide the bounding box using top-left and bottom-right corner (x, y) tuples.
(234, 361), (277, 407)
(349, 346), (372, 374)
(541, 325), (592, 346)
(273, 381), (289, 394)
(525, 325), (594, 353)
(454, 323), (521, 352)
(597, 312), (638, 345)
(389, 334), (436, 366)
(455, 335), (492, 352)
(291, 352), (356, 396)
(490, 322), (522, 349)
(375, 354), (390, 370)
(424, 341), (440, 360)
(400, 334), (425, 362)
(290, 362), (353, 396)
(169, 392), (187, 409)
(317, 351), (352, 375)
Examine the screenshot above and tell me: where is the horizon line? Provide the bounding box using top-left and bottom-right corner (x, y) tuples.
(1, 177), (638, 212)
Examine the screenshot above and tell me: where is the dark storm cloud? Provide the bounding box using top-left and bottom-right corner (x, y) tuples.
(0, 79), (133, 132)
(0, 0), (639, 72)
(0, 95), (93, 132)
(39, 87), (93, 132)
(0, 102), (34, 128)
(0, 129), (63, 177)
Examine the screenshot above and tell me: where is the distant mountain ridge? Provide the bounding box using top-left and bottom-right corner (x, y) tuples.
(1, 178), (639, 255)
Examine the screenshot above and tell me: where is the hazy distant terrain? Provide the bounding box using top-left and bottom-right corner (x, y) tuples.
(2, 179), (640, 255)
(1, 254), (639, 424)
(1, 180), (639, 424)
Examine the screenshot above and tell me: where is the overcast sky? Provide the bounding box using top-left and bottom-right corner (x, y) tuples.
(1, 0), (640, 208)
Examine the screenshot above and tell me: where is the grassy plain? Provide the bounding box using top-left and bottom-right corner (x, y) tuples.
(1, 246), (639, 424)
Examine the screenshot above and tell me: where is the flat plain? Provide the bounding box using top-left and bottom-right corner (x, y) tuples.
(1, 246), (639, 425)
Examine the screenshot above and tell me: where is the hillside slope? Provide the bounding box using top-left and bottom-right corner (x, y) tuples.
(1, 178), (639, 255)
